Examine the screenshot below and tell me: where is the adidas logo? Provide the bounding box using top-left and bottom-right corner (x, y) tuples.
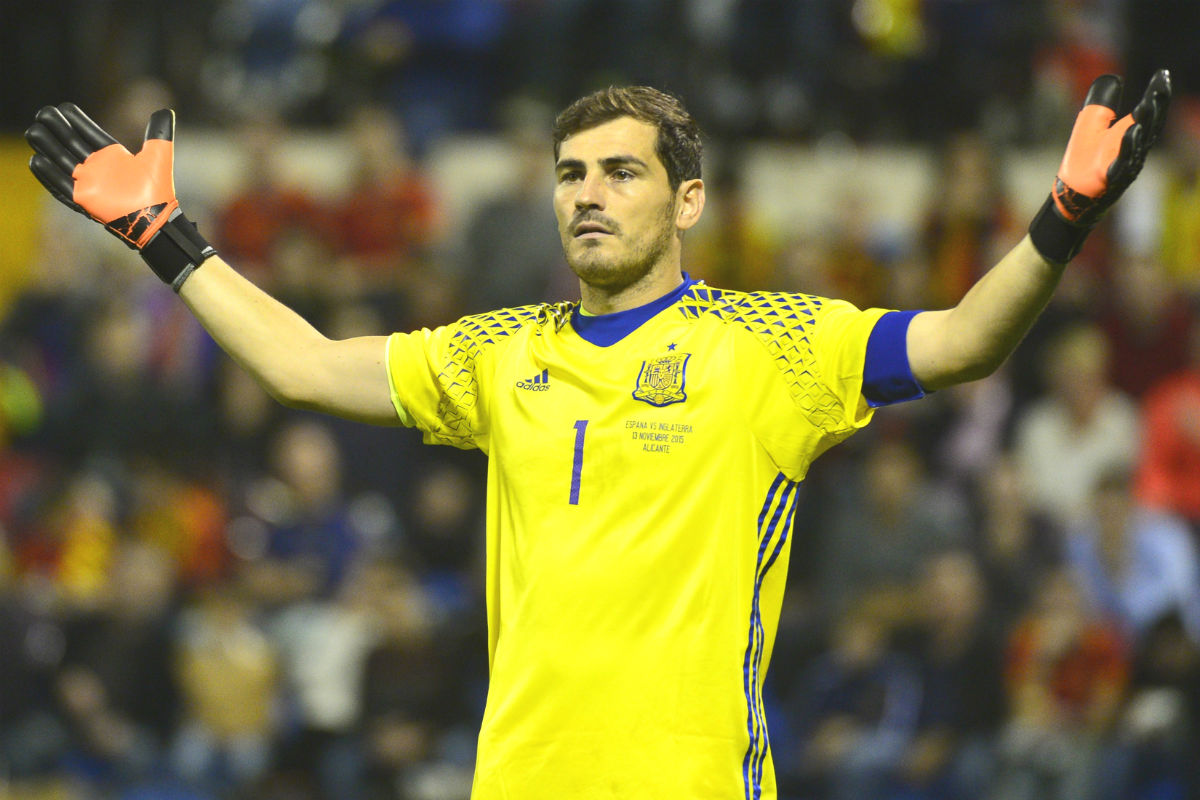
(516, 369), (550, 391)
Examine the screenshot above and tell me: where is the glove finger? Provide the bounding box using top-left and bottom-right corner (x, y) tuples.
(57, 102), (120, 152)
(1133, 69), (1172, 146)
(25, 120), (83, 177)
(1083, 74), (1123, 113)
(31, 105), (95, 163)
(142, 108), (175, 143)
(29, 154), (86, 214)
(1108, 122), (1146, 190)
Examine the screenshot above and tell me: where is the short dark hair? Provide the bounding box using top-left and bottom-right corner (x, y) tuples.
(552, 86), (702, 191)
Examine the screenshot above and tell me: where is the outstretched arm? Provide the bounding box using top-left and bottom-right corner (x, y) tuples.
(25, 103), (400, 426)
(178, 257), (398, 424)
(906, 71), (1172, 391)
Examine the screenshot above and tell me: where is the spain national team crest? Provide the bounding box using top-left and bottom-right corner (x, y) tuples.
(633, 352), (691, 407)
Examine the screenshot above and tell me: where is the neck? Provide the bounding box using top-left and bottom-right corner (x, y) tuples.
(579, 263), (685, 315)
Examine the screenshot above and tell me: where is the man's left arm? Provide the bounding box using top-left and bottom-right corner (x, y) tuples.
(906, 70), (1172, 391)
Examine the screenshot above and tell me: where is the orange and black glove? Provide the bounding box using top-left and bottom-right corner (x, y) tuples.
(25, 104), (216, 291)
(1029, 70), (1172, 264)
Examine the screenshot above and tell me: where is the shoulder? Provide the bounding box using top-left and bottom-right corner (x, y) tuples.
(676, 284), (835, 330)
(1135, 509), (1197, 548)
(445, 301), (576, 352)
(674, 284), (866, 356)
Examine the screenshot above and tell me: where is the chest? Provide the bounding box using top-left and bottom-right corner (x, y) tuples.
(487, 323), (743, 508)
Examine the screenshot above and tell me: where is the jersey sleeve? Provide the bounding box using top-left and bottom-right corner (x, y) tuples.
(724, 292), (892, 478)
(385, 321), (494, 451)
(809, 299), (893, 429)
(384, 304), (559, 451)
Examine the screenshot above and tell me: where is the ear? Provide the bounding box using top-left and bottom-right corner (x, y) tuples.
(675, 178), (705, 232)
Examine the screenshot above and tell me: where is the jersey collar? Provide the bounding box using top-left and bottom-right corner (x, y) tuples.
(571, 273), (699, 347)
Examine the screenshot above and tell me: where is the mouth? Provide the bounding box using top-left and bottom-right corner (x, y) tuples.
(573, 219), (614, 239)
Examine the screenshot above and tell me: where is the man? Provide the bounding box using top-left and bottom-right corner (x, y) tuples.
(24, 73), (1170, 799)
(1066, 466), (1200, 645)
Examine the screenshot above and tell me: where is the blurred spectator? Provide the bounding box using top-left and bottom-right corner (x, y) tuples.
(202, 0), (341, 122)
(1157, 99), (1200, 295)
(912, 1), (1038, 140)
(685, 158), (781, 292)
(329, 103), (444, 321)
(171, 581), (279, 794)
(38, 469), (122, 607)
(212, 357), (286, 492)
(1124, 1), (1200, 155)
(676, 0), (832, 138)
(507, 0), (670, 120)
(269, 561), (382, 800)
(128, 461), (229, 590)
(1013, 322), (1140, 530)
(403, 458), (482, 580)
(816, 437), (970, 622)
(776, 232), (842, 301)
(358, 560), (476, 799)
(104, 76), (180, 155)
(263, 222), (345, 327)
(895, 551), (1008, 800)
(42, 297), (205, 469)
(920, 130), (1021, 308)
(337, 0), (512, 150)
(0, 553), (71, 784)
(1135, 326), (1200, 532)
(1028, 0), (1123, 142)
(57, 540), (181, 788)
(1117, 611), (1200, 800)
(927, 371), (1015, 487)
(993, 569), (1130, 800)
(819, 191), (893, 311)
(780, 599), (922, 800)
(234, 419), (364, 610)
(213, 115), (329, 282)
(1065, 466), (1200, 645)
(456, 97), (565, 313)
(319, 299), (427, 512)
(970, 454), (1063, 629)
(1096, 250), (1195, 400)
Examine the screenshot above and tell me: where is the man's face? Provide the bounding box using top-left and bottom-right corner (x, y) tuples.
(553, 116), (680, 292)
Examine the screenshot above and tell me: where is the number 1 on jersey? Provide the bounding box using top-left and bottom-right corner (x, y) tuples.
(569, 419), (588, 505)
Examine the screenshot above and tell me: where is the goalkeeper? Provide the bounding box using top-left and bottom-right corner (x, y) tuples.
(25, 71), (1171, 799)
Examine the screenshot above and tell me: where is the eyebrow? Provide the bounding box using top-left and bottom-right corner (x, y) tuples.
(601, 155), (649, 171)
(555, 155), (651, 172)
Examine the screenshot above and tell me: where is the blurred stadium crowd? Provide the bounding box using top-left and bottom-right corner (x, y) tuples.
(4, 1), (1200, 799)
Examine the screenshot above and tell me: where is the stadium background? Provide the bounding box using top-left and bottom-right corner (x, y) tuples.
(2, 2), (1200, 799)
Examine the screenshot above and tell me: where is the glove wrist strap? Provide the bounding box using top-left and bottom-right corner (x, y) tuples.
(1028, 195), (1094, 264)
(139, 209), (217, 292)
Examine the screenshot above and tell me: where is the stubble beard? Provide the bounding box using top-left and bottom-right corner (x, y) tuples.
(565, 204), (677, 294)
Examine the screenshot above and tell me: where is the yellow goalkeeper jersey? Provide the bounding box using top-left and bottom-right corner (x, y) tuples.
(385, 276), (923, 800)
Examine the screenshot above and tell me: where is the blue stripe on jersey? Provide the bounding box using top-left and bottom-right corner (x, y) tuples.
(571, 273), (700, 347)
(753, 488), (801, 788)
(862, 309), (927, 407)
(742, 474), (799, 800)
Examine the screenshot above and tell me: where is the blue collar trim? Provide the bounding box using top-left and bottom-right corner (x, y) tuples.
(571, 274), (698, 347)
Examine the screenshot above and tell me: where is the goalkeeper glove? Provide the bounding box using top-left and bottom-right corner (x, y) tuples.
(25, 104), (216, 292)
(1029, 70), (1172, 264)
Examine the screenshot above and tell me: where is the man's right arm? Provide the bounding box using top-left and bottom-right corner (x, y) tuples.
(24, 102), (401, 427)
(179, 256), (400, 425)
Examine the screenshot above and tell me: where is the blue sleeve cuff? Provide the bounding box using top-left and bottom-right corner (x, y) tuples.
(862, 310), (926, 407)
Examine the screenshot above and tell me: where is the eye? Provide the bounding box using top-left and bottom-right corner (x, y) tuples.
(611, 168), (634, 182)
(558, 170), (582, 184)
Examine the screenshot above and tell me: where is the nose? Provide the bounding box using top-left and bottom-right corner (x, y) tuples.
(574, 172), (605, 210)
